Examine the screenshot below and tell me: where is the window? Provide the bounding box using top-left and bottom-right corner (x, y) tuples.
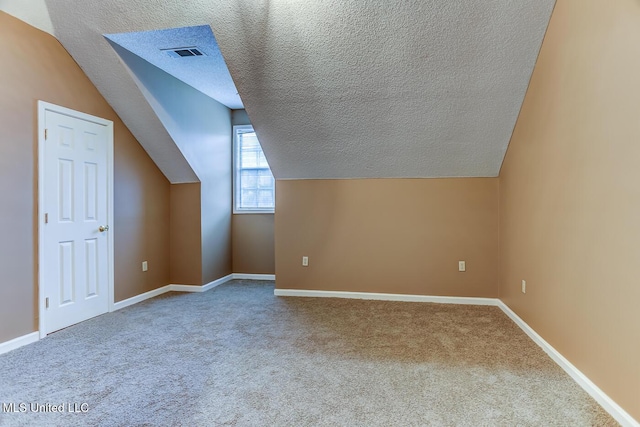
(233, 125), (275, 213)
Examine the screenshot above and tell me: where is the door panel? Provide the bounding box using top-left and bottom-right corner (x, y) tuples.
(59, 241), (75, 305)
(84, 162), (98, 221)
(43, 108), (111, 333)
(58, 159), (74, 222)
(85, 238), (98, 298)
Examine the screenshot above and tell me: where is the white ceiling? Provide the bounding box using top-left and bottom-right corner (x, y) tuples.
(37, 0), (555, 181)
(0, 0), (54, 35)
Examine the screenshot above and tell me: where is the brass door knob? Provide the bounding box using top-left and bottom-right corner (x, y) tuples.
(99, 225), (110, 232)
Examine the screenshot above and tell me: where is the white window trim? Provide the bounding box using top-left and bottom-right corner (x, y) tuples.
(233, 125), (275, 214)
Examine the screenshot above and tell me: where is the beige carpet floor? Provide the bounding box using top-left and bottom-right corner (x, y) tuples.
(0, 280), (616, 426)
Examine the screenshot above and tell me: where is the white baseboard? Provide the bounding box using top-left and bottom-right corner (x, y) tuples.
(113, 274), (236, 311)
(273, 288), (498, 306)
(113, 285), (172, 311)
(171, 274), (274, 291)
(113, 274), (272, 308)
(497, 301), (638, 427)
(0, 332), (39, 355)
(170, 274), (234, 292)
(233, 273), (275, 281)
(170, 284), (207, 292)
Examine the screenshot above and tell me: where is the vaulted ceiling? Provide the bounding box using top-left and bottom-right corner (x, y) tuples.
(8, 0), (556, 181)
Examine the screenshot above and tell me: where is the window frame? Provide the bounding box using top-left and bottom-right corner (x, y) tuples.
(232, 125), (275, 214)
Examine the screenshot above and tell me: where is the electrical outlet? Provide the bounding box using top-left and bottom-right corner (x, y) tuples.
(302, 256), (309, 267)
(522, 280), (526, 294)
(142, 261), (148, 272)
(458, 261), (466, 272)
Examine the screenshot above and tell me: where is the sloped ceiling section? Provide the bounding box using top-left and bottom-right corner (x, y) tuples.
(105, 26), (242, 109)
(225, 1), (556, 179)
(106, 41), (231, 182)
(0, 0), (55, 36)
(45, 0), (556, 180)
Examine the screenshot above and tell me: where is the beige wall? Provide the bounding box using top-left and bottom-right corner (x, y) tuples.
(232, 214), (275, 274)
(500, 0), (640, 420)
(0, 12), (171, 342)
(169, 183), (202, 285)
(231, 109), (275, 275)
(113, 130), (170, 302)
(276, 179), (499, 296)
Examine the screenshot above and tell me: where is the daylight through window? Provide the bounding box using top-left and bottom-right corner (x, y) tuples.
(233, 125), (275, 213)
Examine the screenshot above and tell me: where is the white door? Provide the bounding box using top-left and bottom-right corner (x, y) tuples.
(40, 102), (113, 334)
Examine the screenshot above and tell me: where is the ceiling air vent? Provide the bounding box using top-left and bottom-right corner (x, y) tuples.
(162, 47), (205, 58)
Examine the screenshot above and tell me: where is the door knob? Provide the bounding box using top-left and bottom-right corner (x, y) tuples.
(99, 225), (110, 232)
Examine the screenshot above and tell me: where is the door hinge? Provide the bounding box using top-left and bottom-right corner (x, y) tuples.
(45, 297), (49, 309)
(45, 129), (48, 140)
(44, 213), (48, 224)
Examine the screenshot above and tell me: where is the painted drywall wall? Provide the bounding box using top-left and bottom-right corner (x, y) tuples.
(231, 109), (275, 275)
(108, 43), (232, 284)
(276, 179), (499, 296)
(0, 12), (171, 342)
(113, 130), (171, 303)
(232, 214), (275, 275)
(169, 183), (202, 285)
(499, 0), (640, 420)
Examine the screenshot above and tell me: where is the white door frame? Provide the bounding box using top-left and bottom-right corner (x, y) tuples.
(37, 101), (115, 338)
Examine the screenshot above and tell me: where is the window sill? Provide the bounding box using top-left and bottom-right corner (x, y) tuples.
(233, 210), (275, 215)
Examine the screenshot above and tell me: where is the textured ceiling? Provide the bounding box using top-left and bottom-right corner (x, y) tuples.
(105, 25), (242, 109)
(43, 0), (555, 181)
